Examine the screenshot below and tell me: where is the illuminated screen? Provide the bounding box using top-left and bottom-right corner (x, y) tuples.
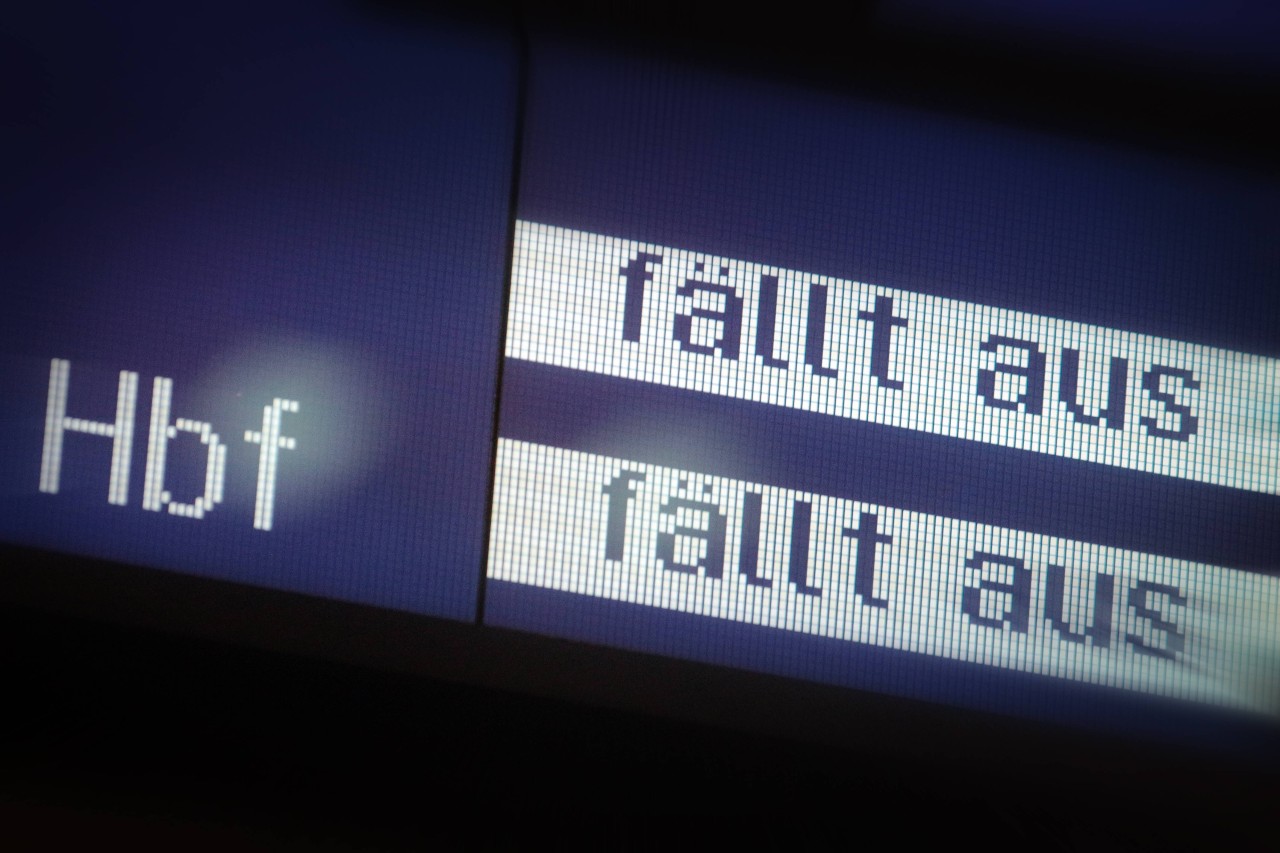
(483, 41), (1280, 734)
(2, 3), (1277, 753)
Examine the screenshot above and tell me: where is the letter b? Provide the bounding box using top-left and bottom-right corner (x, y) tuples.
(142, 377), (226, 519)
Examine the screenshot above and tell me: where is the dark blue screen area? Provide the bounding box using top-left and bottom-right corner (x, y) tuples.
(0, 2), (518, 619)
(518, 40), (1279, 357)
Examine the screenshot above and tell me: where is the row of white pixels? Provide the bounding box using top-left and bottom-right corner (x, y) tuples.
(488, 439), (1280, 713)
(506, 221), (1280, 494)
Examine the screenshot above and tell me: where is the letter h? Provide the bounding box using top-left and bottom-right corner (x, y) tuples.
(40, 358), (139, 505)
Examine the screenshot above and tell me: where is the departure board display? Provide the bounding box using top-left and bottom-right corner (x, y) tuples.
(2, 4), (1277, 755)
(484, 40), (1280, 730)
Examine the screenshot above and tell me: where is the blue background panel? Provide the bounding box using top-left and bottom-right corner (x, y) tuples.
(0, 1), (519, 619)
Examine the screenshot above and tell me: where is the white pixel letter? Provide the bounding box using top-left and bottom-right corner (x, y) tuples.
(39, 358), (139, 505)
(142, 377), (227, 519)
(244, 398), (298, 531)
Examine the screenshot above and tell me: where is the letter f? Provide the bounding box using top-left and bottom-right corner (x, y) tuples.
(602, 470), (646, 560)
(244, 398), (298, 531)
(620, 252), (664, 342)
